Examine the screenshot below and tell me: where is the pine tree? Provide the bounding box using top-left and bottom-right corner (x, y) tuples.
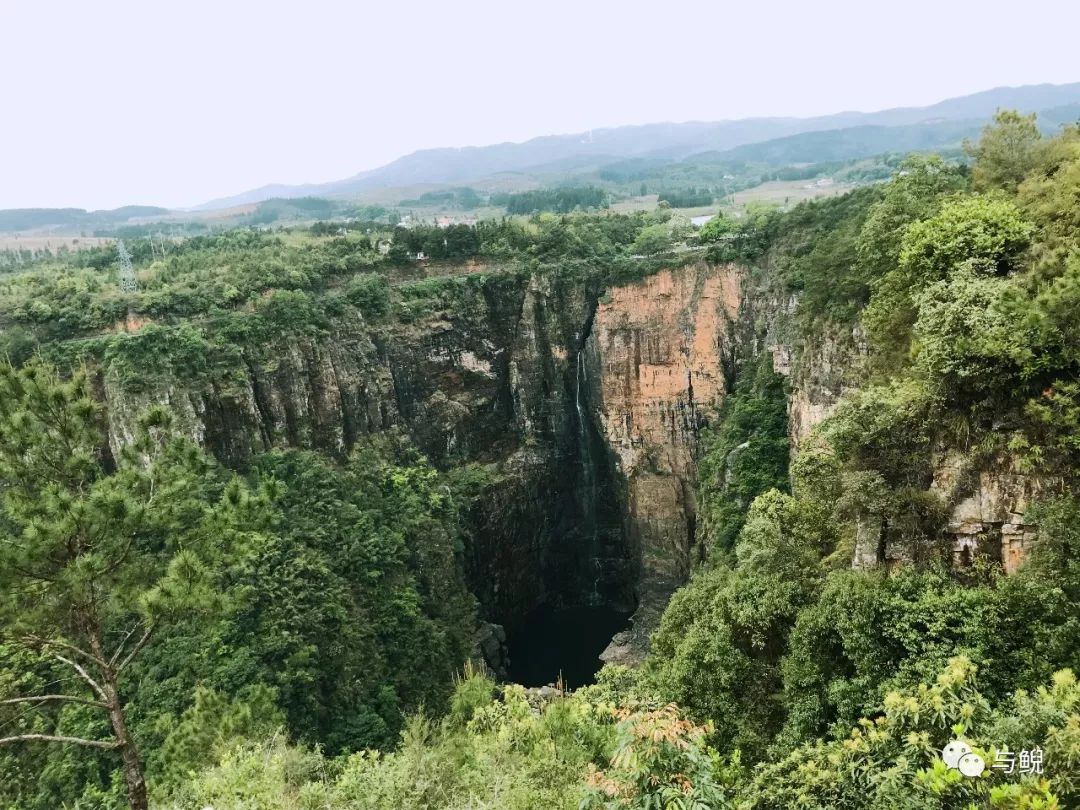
(0, 361), (259, 809)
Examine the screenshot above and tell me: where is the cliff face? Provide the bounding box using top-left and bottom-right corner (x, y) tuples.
(92, 270), (580, 626)
(88, 248), (1050, 656)
(100, 332), (396, 467)
(90, 263), (744, 636)
(588, 262), (743, 589)
(780, 325), (868, 450)
(763, 306), (1053, 573)
(930, 452), (1063, 574)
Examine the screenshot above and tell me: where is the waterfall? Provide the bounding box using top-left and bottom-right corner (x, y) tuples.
(577, 346), (602, 604)
(576, 350), (587, 443)
(576, 347), (597, 508)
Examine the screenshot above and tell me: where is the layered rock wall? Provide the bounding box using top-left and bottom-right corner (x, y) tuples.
(589, 262), (743, 588)
(931, 452), (1063, 573)
(747, 246), (1059, 575)
(762, 296), (1055, 572)
(91, 264), (750, 631)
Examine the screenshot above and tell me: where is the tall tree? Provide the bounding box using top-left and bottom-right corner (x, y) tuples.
(0, 361), (255, 809)
(965, 108), (1042, 192)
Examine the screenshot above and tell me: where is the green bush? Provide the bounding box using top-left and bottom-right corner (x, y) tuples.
(346, 273), (391, 318)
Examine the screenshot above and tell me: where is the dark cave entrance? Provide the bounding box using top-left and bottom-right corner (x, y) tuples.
(505, 602), (632, 688)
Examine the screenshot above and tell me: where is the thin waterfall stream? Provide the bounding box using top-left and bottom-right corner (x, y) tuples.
(504, 341), (632, 688)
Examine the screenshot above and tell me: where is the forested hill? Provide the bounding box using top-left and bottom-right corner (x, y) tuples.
(0, 206), (170, 231)
(199, 82), (1080, 208)
(1, 111), (1080, 809)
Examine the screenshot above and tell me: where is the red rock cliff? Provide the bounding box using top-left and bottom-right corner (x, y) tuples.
(589, 261), (742, 590)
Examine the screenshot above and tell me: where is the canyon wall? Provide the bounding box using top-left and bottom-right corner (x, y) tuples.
(96, 251), (1048, 624)
(589, 262), (742, 588)
(930, 452), (1063, 574)
(763, 305), (1054, 573)
(589, 262), (743, 664)
(89, 262), (743, 639)
(91, 270), (595, 627)
(85, 249), (1053, 664)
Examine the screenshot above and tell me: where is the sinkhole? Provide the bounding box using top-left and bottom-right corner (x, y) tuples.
(497, 336), (639, 690)
(505, 603), (632, 689)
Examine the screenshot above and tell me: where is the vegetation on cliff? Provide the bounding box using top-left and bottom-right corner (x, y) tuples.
(3, 112), (1080, 808)
(695, 354), (790, 555)
(0, 364), (475, 808)
(637, 110), (1080, 805)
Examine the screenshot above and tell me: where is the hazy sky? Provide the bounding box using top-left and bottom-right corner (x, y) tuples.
(3, 0), (1078, 210)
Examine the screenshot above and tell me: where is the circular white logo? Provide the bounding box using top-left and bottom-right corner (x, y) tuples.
(957, 752), (986, 777)
(942, 740), (972, 769)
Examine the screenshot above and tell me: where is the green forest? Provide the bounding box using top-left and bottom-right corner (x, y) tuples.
(2, 111), (1080, 810)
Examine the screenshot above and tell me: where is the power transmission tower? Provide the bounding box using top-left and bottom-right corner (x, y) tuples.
(116, 239), (139, 293)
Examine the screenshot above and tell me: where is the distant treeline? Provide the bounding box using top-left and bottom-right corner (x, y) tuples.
(102, 222), (212, 238)
(753, 154), (913, 186)
(398, 188), (485, 209)
(761, 163), (844, 182)
(0, 205), (170, 232)
(657, 187), (714, 207)
(309, 219), (389, 236)
(390, 221), (526, 260)
(249, 197), (340, 224)
(491, 186), (609, 214)
(597, 157), (675, 182)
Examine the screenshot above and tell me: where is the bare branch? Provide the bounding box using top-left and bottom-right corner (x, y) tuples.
(117, 625), (153, 674)
(26, 637), (107, 670)
(0, 694), (108, 710)
(108, 624), (141, 669)
(0, 733), (118, 750)
(52, 654), (108, 703)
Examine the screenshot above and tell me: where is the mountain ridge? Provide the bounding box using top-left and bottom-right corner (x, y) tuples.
(197, 81), (1080, 209)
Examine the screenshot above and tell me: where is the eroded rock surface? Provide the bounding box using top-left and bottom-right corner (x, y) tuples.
(932, 452), (1063, 573)
(590, 261), (742, 588)
(92, 263), (746, 647)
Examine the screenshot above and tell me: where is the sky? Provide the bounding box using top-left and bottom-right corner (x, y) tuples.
(3, 0), (1079, 210)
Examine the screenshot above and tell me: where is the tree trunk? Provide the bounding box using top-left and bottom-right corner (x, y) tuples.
(87, 625), (149, 810)
(104, 677), (148, 810)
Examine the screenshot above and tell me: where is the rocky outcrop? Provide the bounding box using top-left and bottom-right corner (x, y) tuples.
(772, 325), (869, 450)
(92, 271), (584, 626)
(760, 294), (1054, 574)
(98, 330), (397, 468)
(931, 452), (1063, 573)
(473, 621), (510, 680)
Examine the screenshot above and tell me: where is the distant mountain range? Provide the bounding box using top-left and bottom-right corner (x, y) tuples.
(198, 82), (1080, 210)
(2, 82), (1078, 231)
(689, 103), (1080, 167)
